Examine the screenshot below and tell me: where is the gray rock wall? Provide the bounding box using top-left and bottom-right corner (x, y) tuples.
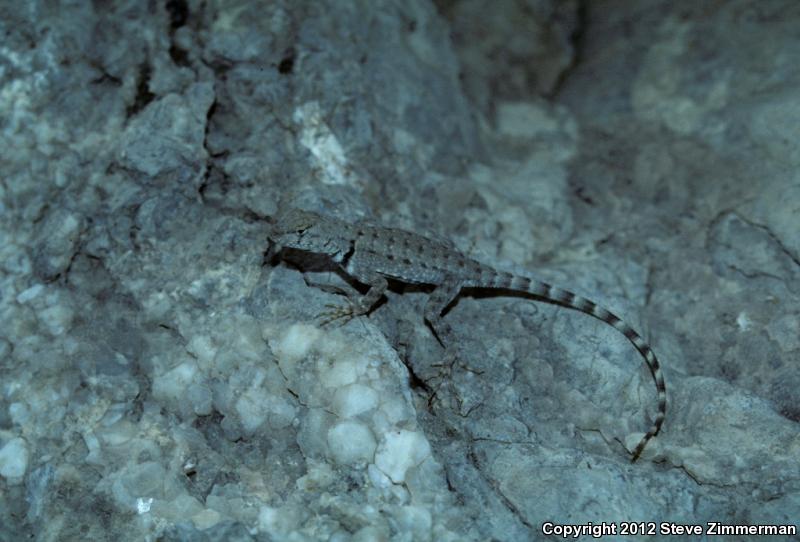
(1, 1), (797, 540)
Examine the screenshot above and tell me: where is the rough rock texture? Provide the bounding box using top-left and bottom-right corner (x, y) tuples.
(1, 0), (798, 540)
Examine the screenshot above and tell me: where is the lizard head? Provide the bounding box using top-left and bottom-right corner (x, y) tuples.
(269, 208), (351, 261)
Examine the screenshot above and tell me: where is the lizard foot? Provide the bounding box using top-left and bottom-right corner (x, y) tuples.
(426, 348), (485, 409)
(430, 349), (457, 378)
(317, 301), (360, 327)
(431, 349), (484, 377)
(426, 349), (457, 408)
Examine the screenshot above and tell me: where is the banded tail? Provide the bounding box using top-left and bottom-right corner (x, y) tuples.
(480, 270), (666, 461)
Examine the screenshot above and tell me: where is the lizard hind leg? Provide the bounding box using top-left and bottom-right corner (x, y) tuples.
(424, 282), (485, 372)
(422, 280), (484, 396)
(423, 280), (463, 355)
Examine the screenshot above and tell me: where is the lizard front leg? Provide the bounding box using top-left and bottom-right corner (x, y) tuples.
(318, 272), (388, 326)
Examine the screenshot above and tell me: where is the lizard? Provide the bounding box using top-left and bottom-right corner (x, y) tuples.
(267, 206), (667, 462)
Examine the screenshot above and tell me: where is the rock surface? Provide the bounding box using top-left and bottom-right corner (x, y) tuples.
(1, 1), (798, 540)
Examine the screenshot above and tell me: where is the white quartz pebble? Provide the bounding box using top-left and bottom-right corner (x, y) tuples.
(374, 430), (431, 483)
(332, 383), (379, 418)
(327, 421), (377, 464)
(0, 437), (29, 479)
